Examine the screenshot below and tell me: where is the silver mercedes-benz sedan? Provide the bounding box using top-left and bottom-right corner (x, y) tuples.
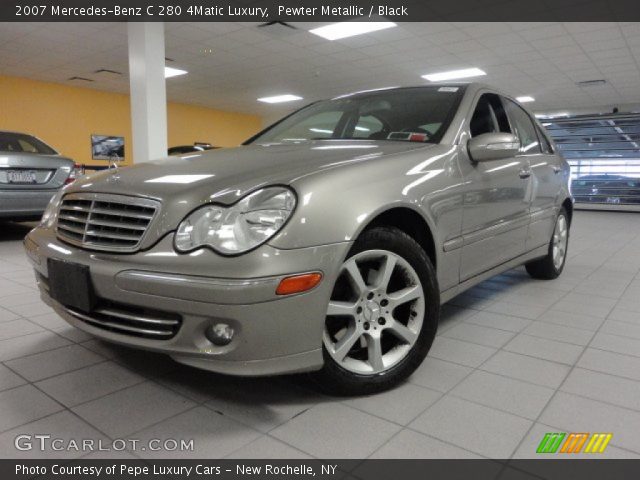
(25, 83), (572, 394)
(1, 131), (76, 220)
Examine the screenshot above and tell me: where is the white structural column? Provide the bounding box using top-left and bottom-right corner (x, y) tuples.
(127, 22), (168, 163)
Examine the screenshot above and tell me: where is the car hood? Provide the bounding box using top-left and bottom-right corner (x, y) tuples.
(69, 140), (433, 205)
(63, 140), (435, 248)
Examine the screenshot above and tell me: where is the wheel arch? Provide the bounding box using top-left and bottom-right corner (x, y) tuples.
(359, 206), (437, 270)
(562, 197), (573, 226)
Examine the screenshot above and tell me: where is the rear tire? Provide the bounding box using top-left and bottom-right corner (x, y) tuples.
(525, 207), (569, 280)
(312, 226), (439, 396)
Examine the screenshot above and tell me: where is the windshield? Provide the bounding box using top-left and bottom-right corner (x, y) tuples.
(0, 132), (57, 155)
(248, 86), (465, 145)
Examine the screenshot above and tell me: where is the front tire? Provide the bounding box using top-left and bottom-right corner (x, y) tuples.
(525, 207), (569, 280)
(312, 226), (439, 396)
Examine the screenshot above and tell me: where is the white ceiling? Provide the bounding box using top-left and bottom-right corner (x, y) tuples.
(1, 21), (639, 120)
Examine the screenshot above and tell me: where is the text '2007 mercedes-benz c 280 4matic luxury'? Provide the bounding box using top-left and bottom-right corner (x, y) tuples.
(24, 84), (572, 394)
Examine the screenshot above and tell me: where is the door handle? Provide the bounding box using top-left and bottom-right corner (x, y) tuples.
(552, 166), (561, 174)
(519, 169), (532, 179)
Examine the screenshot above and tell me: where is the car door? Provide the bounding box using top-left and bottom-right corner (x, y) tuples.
(532, 120), (565, 248)
(458, 93), (531, 281)
(502, 99), (557, 251)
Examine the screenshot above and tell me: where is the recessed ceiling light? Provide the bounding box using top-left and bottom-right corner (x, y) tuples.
(422, 68), (486, 82)
(164, 66), (187, 78)
(517, 96), (535, 103)
(309, 22), (397, 41)
(257, 94), (303, 104)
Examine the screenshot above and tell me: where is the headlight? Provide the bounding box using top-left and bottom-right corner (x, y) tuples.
(174, 186), (296, 254)
(40, 190), (64, 228)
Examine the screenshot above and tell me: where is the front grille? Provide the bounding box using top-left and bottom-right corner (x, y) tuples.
(56, 193), (160, 252)
(66, 301), (182, 339)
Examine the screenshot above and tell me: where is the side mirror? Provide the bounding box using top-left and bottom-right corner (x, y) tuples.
(468, 133), (520, 162)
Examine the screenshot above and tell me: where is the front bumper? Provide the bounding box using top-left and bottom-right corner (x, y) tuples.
(0, 189), (57, 218)
(25, 227), (351, 376)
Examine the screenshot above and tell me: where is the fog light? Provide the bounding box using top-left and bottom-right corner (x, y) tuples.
(205, 323), (235, 346)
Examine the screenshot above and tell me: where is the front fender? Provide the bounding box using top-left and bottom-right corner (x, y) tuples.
(268, 146), (459, 251)
(267, 145), (465, 292)
(268, 170), (436, 250)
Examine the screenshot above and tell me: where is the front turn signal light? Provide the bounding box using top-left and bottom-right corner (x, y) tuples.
(276, 272), (323, 295)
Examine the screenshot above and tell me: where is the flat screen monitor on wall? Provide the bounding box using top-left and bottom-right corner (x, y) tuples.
(91, 135), (124, 161)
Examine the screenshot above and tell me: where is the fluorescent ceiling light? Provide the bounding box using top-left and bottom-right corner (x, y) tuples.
(422, 68), (486, 82)
(165, 66), (187, 78)
(257, 94), (303, 104)
(309, 128), (333, 134)
(517, 96), (535, 103)
(309, 22), (397, 41)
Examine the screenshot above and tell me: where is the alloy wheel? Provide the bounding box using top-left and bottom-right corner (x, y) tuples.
(323, 249), (425, 375)
(552, 214), (568, 270)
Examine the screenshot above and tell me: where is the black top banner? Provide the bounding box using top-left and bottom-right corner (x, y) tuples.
(4, 0), (640, 22)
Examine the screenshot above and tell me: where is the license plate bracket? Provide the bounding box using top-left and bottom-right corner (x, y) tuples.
(47, 259), (96, 313)
(7, 170), (37, 184)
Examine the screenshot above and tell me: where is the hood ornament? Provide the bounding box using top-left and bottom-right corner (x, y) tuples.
(106, 156), (122, 183)
(108, 154), (119, 170)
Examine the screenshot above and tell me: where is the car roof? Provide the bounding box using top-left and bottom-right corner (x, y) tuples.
(332, 82), (491, 100)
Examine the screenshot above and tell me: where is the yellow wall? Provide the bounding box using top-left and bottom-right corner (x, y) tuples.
(0, 74), (262, 166)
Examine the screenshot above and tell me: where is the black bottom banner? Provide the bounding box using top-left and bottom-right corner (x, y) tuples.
(3, 459), (639, 480)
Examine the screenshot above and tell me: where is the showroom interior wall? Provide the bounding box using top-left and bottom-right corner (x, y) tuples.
(0, 74), (262, 165)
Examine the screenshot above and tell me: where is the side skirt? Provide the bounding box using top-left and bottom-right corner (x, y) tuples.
(440, 244), (548, 305)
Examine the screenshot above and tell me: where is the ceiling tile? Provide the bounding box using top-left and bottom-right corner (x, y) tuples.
(0, 21), (638, 117)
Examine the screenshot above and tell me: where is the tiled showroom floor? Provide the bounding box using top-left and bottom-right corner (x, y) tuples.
(1, 211), (640, 460)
